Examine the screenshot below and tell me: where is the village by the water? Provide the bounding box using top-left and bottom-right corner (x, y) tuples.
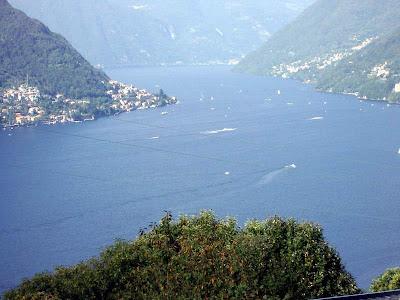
(0, 80), (177, 128)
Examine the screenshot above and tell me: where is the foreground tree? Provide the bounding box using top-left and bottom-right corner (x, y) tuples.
(371, 267), (400, 292)
(4, 211), (360, 299)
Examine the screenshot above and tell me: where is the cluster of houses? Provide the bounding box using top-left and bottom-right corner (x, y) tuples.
(271, 37), (376, 79)
(369, 62), (391, 80)
(0, 84), (45, 126)
(107, 80), (177, 111)
(0, 80), (177, 127)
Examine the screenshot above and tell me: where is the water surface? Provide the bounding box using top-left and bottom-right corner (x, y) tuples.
(1, 66), (400, 292)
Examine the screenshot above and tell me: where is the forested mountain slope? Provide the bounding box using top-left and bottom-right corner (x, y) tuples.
(0, 0), (108, 98)
(0, 0), (176, 127)
(237, 0), (400, 101)
(317, 29), (400, 101)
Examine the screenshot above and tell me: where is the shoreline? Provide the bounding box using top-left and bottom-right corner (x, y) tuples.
(1, 101), (177, 131)
(104, 61), (238, 71)
(1, 79), (178, 130)
(240, 69), (399, 105)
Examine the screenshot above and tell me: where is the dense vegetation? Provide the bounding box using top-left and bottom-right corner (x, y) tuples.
(0, 0), (109, 98)
(237, 0), (400, 102)
(371, 268), (400, 292)
(4, 211), (360, 299)
(317, 28), (400, 102)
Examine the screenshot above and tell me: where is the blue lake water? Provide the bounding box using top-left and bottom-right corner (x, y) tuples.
(1, 65), (400, 292)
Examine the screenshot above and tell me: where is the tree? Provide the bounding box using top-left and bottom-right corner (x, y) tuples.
(4, 211), (360, 300)
(371, 267), (400, 292)
(157, 88), (167, 101)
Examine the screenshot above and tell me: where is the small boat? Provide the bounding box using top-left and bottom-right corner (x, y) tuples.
(398, 148), (400, 155)
(277, 90), (281, 95)
(308, 116), (324, 121)
(285, 164), (297, 169)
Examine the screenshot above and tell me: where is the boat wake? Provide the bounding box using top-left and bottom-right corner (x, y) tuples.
(201, 128), (237, 135)
(257, 164), (296, 186)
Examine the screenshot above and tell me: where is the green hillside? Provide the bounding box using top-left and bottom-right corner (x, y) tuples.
(0, 0), (178, 127)
(237, 0), (400, 101)
(317, 29), (400, 102)
(0, 0), (109, 98)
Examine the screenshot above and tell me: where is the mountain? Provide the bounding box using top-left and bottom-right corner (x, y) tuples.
(317, 29), (400, 102)
(9, 0), (314, 67)
(237, 0), (400, 102)
(0, 0), (177, 127)
(0, 0), (108, 98)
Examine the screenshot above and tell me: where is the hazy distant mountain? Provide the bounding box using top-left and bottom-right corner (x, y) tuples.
(237, 0), (400, 101)
(9, 0), (314, 67)
(0, 0), (108, 98)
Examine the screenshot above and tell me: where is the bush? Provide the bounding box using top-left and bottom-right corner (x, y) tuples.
(371, 267), (400, 292)
(4, 211), (360, 300)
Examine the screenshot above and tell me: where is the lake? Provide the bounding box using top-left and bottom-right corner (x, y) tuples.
(1, 65), (400, 292)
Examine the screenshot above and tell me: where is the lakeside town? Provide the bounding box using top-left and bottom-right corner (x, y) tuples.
(271, 37), (377, 79)
(0, 80), (177, 128)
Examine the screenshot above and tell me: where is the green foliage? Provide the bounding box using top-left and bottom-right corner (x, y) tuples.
(4, 211), (360, 300)
(238, 0), (400, 72)
(371, 268), (400, 292)
(0, 0), (109, 98)
(237, 0), (400, 102)
(316, 27), (400, 101)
